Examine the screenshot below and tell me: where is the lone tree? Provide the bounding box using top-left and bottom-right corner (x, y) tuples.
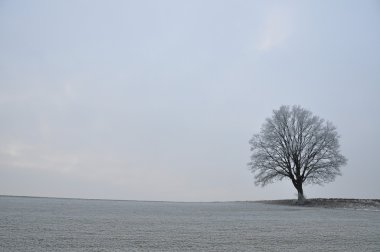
(248, 105), (347, 204)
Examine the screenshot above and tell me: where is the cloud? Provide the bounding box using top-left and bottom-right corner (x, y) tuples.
(0, 141), (185, 190)
(257, 5), (294, 52)
(0, 143), (79, 174)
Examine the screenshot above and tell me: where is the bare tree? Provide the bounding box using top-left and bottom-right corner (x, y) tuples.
(248, 105), (347, 204)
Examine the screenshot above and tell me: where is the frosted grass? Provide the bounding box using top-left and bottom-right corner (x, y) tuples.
(1, 196), (379, 251)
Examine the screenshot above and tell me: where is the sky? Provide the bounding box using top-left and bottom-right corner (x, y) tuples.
(0, 0), (379, 201)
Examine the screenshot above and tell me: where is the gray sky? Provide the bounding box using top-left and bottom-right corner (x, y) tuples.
(1, 0), (379, 201)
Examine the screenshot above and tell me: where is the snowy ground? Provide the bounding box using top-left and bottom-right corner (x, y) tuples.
(258, 198), (380, 210)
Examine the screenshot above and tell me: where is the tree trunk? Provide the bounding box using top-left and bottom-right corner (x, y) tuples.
(296, 184), (306, 204)
(291, 179), (306, 204)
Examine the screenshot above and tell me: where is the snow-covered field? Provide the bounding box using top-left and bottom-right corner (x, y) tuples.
(1, 196), (380, 251)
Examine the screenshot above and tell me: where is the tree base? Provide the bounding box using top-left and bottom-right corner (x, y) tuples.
(296, 192), (306, 205)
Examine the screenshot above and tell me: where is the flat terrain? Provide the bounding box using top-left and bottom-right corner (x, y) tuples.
(1, 196), (380, 251)
(258, 198), (380, 210)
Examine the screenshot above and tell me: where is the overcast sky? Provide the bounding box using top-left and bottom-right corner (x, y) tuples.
(1, 0), (379, 201)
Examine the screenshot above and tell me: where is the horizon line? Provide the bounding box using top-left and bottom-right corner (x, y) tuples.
(0, 194), (258, 204)
(1, 194), (378, 203)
